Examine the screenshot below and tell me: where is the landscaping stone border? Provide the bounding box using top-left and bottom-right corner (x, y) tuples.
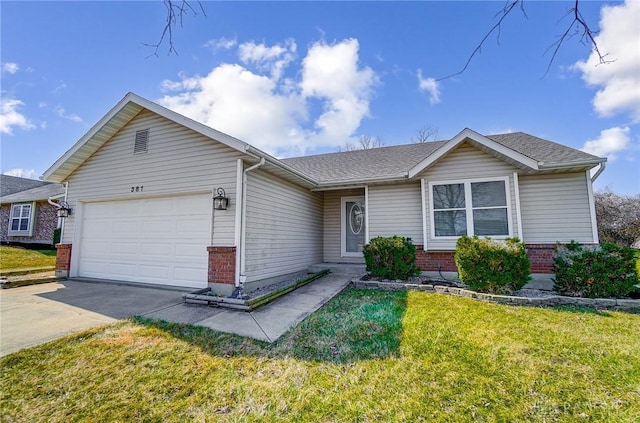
(184, 269), (330, 311)
(350, 279), (640, 313)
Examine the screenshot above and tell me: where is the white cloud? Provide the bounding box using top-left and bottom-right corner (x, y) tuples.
(417, 69), (440, 105)
(0, 98), (34, 135)
(238, 39), (296, 79)
(203, 37), (237, 51)
(2, 62), (19, 74)
(53, 105), (82, 123)
(3, 168), (39, 179)
(581, 126), (631, 160)
(573, 0), (640, 121)
(159, 38), (378, 156)
(52, 81), (67, 94)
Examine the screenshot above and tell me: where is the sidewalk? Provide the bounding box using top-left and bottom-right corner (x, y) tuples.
(145, 274), (352, 342)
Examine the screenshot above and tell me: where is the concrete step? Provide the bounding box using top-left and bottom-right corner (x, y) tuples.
(308, 263), (366, 276)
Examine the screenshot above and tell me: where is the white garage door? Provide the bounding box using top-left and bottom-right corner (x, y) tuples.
(78, 194), (212, 288)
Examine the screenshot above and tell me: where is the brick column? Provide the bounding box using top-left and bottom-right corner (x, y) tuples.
(525, 244), (556, 274)
(55, 243), (72, 278)
(207, 246), (236, 285)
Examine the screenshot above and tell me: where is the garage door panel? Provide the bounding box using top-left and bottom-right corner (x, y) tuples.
(173, 267), (207, 284)
(139, 265), (170, 280)
(110, 242), (139, 255)
(108, 263), (138, 277)
(112, 221), (140, 235)
(79, 194), (212, 288)
(143, 198), (175, 216)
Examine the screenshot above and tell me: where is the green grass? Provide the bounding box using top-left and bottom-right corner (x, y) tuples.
(1, 288), (639, 422)
(0, 246), (56, 271)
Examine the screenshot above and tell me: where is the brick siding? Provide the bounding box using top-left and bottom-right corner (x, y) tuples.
(0, 202), (58, 244)
(207, 246), (236, 285)
(415, 243), (562, 274)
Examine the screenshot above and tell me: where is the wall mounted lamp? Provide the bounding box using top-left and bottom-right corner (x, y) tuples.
(213, 187), (229, 210)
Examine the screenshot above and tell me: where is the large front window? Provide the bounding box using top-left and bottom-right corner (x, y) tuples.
(431, 178), (510, 238)
(9, 203), (34, 236)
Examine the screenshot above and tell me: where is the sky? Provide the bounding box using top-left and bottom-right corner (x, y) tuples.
(1, 0), (639, 194)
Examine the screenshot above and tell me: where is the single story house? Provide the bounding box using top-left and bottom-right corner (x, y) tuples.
(44, 93), (606, 294)
(0, 175), (64, 246)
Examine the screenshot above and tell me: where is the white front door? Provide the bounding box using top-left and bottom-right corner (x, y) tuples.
(341, 196), (365, 257)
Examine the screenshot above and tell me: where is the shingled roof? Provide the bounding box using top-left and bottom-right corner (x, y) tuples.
(0, 175), (50, 197)
(281, 131), (603, 184)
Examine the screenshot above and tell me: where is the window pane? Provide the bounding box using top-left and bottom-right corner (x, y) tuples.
(473, 209), (509, 236)
(19, 219), (29, 231)
(471, 181), (506, 207)
(11, 220), (19, 231)
(434, 210), (467, 236)
(433, 184), (465, 209)
(12, 207), (21, 218)
(21, 205), (31, 218)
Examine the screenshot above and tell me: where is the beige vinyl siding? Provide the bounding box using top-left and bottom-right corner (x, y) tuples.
(519, 172), (594, 243)
(323, 188), (365, 263)
(62, 109), (244, 247)
(368, 183), (423, 243)
(244, 169), (323, 282)
(419, 142), (519, 250)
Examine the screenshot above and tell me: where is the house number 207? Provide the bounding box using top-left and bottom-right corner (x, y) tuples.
(131, 186), (144, 192)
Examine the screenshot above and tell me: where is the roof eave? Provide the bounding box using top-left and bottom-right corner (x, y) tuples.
(407, 128), (540, 178)
(313, 173), (408, 191)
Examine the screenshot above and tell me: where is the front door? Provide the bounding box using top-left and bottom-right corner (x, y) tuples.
(342, 197), (366, 257)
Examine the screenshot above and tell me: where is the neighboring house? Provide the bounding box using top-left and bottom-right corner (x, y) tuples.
(0, 175), (65, 246)
(43, 93), (606, 293)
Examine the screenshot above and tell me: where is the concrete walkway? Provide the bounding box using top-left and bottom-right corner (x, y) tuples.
(0, 274), (351, 356)
(146, 274), (351, 342)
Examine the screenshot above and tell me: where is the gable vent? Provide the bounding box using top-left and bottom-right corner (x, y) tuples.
(134, 129), (149, 154)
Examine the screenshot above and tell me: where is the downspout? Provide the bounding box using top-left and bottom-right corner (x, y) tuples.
(238, 158), (265, 287)
(591, 162), (606, 182)
(47, 182), (69, 243)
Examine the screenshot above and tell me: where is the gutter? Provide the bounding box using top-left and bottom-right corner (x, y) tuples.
(245, 146), (318, 187)
(238, 158), (266, 287)
(47, 182), (69, 243)
(538, 158), (606, 170)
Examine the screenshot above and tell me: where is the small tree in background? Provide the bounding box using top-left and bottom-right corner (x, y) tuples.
(595, 191), (640, 248)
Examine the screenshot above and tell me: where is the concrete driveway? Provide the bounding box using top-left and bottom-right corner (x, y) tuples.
(0, 279), (189, 357)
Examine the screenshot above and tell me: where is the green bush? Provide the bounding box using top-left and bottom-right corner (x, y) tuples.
(454, 236), (531, 294)
(553, 241), (638, 298)
(363, 236), (420, 280)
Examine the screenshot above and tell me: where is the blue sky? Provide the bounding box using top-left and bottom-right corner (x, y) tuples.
(1, 1), (638, 194)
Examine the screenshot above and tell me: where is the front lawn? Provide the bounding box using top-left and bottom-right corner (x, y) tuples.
(0, 246), (56, 271)
(1, 288), (639, 422)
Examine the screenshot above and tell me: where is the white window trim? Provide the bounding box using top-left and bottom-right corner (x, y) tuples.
(341, 196), (366, 257)
(428, 176), (513, 240)
(8, 202), (35, 237)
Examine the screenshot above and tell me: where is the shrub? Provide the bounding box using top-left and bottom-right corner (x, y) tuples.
(553, 241), (638, 298)
(363, 236), (420, 280)
(53, 227), (61, 245)
(454, 236), (531, 294)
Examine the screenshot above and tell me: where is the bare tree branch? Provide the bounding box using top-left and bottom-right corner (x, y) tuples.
(143, 0), (206, 57)
(412, 125), (439, 143)
(336, 135), (385, 152)
(438, 0), (522, 81)
(439, 0), (607, 80)
(543, 0), (612, 77)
